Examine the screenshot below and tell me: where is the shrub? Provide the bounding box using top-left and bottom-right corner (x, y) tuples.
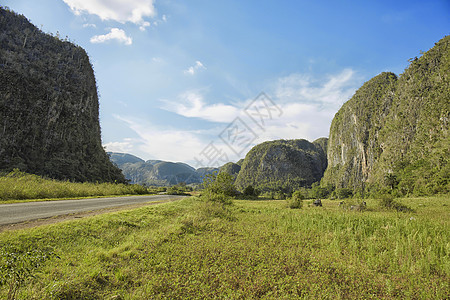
(242, 185), (260, 199)
(202, 172), (237, 197)
(334, 188), (353, 199)
(378, 194), (414, 212)
(287, 190), (303, 209)
(166, 183), (192, 195)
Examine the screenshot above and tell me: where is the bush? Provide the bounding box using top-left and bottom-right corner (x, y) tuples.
(202, 172), (237, 197)
(287, 190), (303, 209)
(333, 188), (353, 199)
(378, 194), (414, 212)
(309, 182), (334, 199)
(242, 185), (260, 199)
(166, 183), (192, 195)
(200, 190), (232, 205)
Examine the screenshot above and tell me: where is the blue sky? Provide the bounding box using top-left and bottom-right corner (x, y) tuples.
(3, 0), (449, 167)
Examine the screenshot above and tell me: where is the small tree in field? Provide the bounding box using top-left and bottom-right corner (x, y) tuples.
(287, 190), (304, 209)
(203, 172), (236, 197)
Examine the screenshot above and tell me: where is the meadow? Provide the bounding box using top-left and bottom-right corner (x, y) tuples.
(0, 170), (149, 203)
(0, 195), (448, 299)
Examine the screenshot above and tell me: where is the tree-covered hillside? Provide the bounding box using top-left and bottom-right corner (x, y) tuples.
(322, 35), (449, 196)
(235, 139), (328, 193)
(0, 7), (125, 182)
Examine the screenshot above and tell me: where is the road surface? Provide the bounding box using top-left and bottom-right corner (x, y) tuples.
(0, 195), (185, 226)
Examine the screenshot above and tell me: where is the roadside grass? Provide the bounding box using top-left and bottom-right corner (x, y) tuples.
(0, 170), (149, 202)
(0, 195), (448, 299)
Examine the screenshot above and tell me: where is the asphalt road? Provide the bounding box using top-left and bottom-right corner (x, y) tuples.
(0, 195), (185, 225)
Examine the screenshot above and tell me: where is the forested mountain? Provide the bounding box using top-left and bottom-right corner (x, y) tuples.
(322, 36), (449, 196)
(0, 8), (125, 182)
(235, 139), (328, 193)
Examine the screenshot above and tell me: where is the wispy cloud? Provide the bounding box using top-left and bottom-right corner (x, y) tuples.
(63, 0), (156, 26)
(274, 68), (358, 106)
(103, 140), (134, 153)
(112, 115), (208, 163)
(90, 28), (132, 45)
(82, 23), (97, 28)
(161, 90), (240, 123)
(163, 69), (359, 128)
(184, 60), (206, 75)
(139, 21), (151, 31)
(113, 69), (361, 164)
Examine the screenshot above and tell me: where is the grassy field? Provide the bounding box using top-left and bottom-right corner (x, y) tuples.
(0, 170), (149, 202)
(0, 195), (448, 299)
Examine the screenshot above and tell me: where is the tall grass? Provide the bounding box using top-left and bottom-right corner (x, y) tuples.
(0, 169), (148, 201)
(0, 195), (448, 299)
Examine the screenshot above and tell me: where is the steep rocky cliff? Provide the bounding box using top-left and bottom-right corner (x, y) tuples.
(0, 8), (125, 182)
(235, 138), (328, 192)
(322, 36), (449, 195)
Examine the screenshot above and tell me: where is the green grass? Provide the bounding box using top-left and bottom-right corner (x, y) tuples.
(0, 195), (449, 299)
(0, 170), (149, 202)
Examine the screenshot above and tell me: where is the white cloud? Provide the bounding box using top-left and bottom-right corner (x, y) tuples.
(90, 28), (132, 45)
(152, 57), (163, 63)
(139, 21), (151, 31)
(112, 69), (362, 165)
(63, 0), (156, 25)
(112, 115), (209, 163)
(184, 60), (206, 75)
(161, 90), (240, 123)
(103, 140), (134, 153)
(82, 23), (97, 28)
(275, 68), (358, 106)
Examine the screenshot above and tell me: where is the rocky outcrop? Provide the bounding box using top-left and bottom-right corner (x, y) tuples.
(0, 8), (125, 182)
(235, 138), (328, 192)
(322, 36), (449, 195)
(322, 72), (397, 190)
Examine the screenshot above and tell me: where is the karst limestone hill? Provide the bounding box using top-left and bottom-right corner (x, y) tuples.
(322, 36), (449, 196)
(0, 7), (125, 182)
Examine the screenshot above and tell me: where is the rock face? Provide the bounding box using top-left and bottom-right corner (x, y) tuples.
(322, 72), (398, 189)
(322, 36), (449, 195)
(235, 139), (328, 192)
(0, 8), (125, 182)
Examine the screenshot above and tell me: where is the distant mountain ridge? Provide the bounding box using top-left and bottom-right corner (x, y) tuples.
(108, 152), (218, 186)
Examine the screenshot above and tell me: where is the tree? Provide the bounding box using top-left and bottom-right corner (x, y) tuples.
(203, 172), (236, 197)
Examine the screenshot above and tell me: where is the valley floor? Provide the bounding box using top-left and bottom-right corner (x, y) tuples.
(0, 196), (449, 299)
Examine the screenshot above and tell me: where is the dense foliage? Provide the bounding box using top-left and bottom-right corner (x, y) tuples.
(235, 138), (328, 193)
(0, 8), (125, 183)
(323, 36), (450, 196)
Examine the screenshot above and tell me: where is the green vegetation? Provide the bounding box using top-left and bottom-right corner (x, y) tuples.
(323, 36), (449, 197)
(202, 172), (237, 197)
(0, 170), (148, 202)
(166, 182), (193, 195)
(0, 195), (448, 299)
(235, 138), (328, 194)
(287, 190), (303, 209)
